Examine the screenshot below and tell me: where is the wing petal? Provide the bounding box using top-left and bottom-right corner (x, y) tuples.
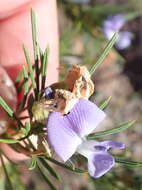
(47, 112), (82, 162)
(66, 99), (106, 137)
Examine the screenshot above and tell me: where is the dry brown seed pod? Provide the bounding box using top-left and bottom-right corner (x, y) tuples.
(65, 65), (94, 98)
(43, 65), (94, 115)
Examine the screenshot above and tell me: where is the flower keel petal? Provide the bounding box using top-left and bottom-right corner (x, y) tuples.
(88, 153), (115, 178)
(100, 141), (125, 150)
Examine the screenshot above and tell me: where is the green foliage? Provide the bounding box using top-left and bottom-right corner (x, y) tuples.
(0, 97), (14, 117)
(38, 158), (60, 181)
(22, 66), (29, 96)
(31, 9), (39, 61)
(99, 96), (112, 110)
(90, 32), (118, 75)
(37, 161), (58, 190)
(29, 156), (37, 170)
(116, 158), (142, 168)
(44, 156), (87, 174)
(88, 120), (136, 139)
(0, 4), (141, 190)
(23, 45), (36, 91)
(0, 139), (19, 144)
(41, 48), (49, 90)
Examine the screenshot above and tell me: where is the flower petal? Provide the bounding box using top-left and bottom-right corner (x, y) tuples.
(47, 112), (82, 162)
(116, 31), (132, 50)
(103, 14), (125, 33)
(66, 99), (106, 137)
(100, 141), (125, 150)
(47, 99), (106, 162)
(77, 140), (125, 158)
(88, 152), (115, 178)
(77, 140), (125, 178)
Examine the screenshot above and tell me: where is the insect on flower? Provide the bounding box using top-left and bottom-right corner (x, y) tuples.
(44, 65), (125, 178)
(31, 65), (125, 178)
(32, 65), (94, 119)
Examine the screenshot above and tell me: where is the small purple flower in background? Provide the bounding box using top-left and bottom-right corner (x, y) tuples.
(116, 31), (133, 50)
(47, 99), (125, 178)
(102, 14), (133, 50)
(103, 14), (125, 36)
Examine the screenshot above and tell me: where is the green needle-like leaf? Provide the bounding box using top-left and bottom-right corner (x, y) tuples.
(21, 121), (31, 137)
(90, 32), (118, 75)
(37, 163), (57, 190)
(0, 139), (19, 144)
(29, 156), (37, 170)
(88, 120), (136, 139)
(31, 9), (38, 61)
(16, 66), (31, 112)
(115, 157), (142, 167)
(23, 45), (36, 90)
(99, 96), (111, 110)
(0, 96), (14, 117)
(42, 48), (49, 77)
(22, 65), (28, 78)
(45, 157), (87, 174)
(41, 48), (49, 90)
(31, 9), (40, 94)
(25, 121), (31, 135)
(22, 66), (29, 95)
(39, 158), (60, 181)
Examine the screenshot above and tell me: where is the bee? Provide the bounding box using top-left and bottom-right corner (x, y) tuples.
(32, 65), (94, 121)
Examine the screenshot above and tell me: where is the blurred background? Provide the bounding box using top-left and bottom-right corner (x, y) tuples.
(1, 0), (142, 189)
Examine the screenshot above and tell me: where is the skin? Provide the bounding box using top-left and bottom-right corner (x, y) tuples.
(0, 0), (59, 161)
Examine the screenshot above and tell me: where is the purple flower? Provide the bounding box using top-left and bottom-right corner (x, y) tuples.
(103, 14), (125, 34)
(116, 31), (133, 50)
(102, 14), (133, 50)
(47, 99), (125, 178)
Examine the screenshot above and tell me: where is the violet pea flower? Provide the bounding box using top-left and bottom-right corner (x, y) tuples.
(102, 14), (133, 50)
(47, 99), (125, 178)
